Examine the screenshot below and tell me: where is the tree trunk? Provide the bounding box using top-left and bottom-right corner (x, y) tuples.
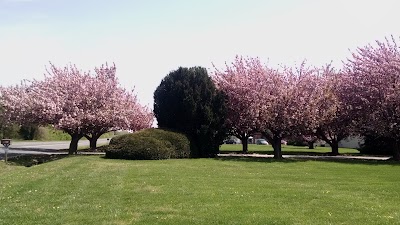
(308, 141), (315, 149)
(241, 137), (248, 153)
(89, 138), (98, 151)
(393, 149), (400, 161)
(317, 131), (340, 156)
(331, 141), (339, 155)
(69, 133), (82, 155)
(89, 134), (101, 151)
(84, 133), (103, 151)
(393, 141), (400, 161)
(273, 136), (282, 159)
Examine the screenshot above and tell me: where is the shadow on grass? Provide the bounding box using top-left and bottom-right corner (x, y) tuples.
(6, 154), (69, 167)
(221, 150), (334, 156)
(220, 150), (367, 156)
(215, 156), (298, 163)
(9, 148), (68, 153)
(216, 155), (400, 166)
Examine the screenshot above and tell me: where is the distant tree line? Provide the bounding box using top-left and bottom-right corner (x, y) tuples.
(212, 36), (400, 160)
(154, 36), (400, 160)
(1, 36), (400, 160)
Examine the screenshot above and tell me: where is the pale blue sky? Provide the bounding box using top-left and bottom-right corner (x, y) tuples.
(1, 0), (399, 106)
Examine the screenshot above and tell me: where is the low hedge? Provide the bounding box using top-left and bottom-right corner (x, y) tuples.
(105, 128), (191, 160)
(138, 128), (191, 158)
(106, 136), (175, 160)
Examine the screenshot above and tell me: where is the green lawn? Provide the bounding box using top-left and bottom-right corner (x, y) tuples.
(1, 156), (399, 224)
(220, 144), (360, 155)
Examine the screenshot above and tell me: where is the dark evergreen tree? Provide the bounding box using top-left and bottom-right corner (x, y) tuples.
(154, 67), (228, 157)
(358, 132), (393, 156)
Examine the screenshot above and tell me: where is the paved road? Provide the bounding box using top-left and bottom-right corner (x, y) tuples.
(0, 139), (109, 159)
(8, 139), (109, 150)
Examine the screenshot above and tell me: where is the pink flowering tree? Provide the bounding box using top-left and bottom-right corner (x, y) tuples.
(214, 57), (323, 158)
(1, 63), (153, 154)
(213, 56), (268, 153)
(0, 82), (33, 126)
(0, 82), (38, 138)
(312, 65), (355, 155)
(71, 65), (153, 150)
(258, 62), (322, 159)
(302, 135), (319, 149)
(345, 36), (400, 160)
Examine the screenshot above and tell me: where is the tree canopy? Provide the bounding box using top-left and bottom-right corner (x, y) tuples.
(214, 57), (324, 158)
(0, 63), (153, 154)
(345, 36), (400, 160)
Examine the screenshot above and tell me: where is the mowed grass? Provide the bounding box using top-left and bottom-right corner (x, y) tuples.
(1, 156), (399, 225)
(220, 144), (360, 155)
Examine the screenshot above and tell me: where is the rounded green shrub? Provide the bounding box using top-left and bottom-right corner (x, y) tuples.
(106, 136), (175, 160)
(138, 128), (191, 158)
(109, 133), (131, 145)
(105, 128), (191, 160)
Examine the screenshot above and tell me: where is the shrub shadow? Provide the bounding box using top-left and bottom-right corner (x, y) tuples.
(215, 156), (298, 163)
(221, 150), (335, 156)
(6, 154), (69, 167)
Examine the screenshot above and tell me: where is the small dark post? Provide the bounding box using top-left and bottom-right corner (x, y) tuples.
(1, 139), (12, 163)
